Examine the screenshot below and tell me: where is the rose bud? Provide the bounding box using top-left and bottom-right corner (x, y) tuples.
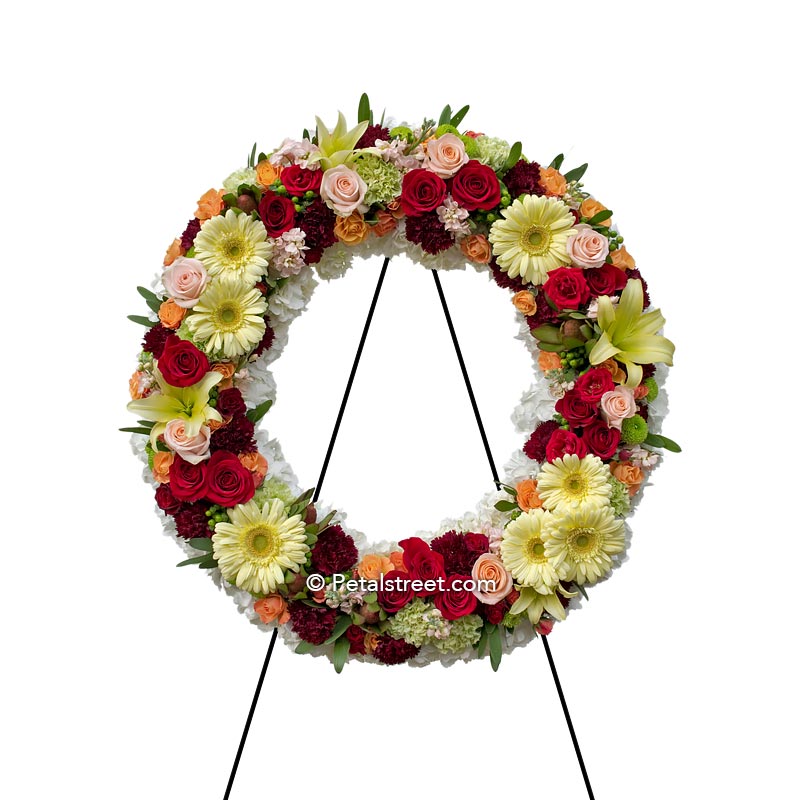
(237, 194), (257, 213)
(304, 504), (317, 525)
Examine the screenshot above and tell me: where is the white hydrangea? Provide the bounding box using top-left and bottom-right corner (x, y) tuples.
(222, 167), (258, 193)
(511, 382), (557, 434)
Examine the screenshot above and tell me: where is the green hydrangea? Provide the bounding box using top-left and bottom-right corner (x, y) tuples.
(223, 167), (258, 193)
(502, 612), (523, 629)
(175, 321), (209, 353)
(354, 154), (401, 206)
(387, 598), (433, 647)
(608, 476), (632, 516)
(253, 477), (295, 509)
(621, 415), (649, 444)
(432, 614), (483, 653)
(475, 136), (510, 172)
(643, 377), (659, 402)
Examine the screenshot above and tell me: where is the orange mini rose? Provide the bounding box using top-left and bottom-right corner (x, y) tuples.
(385, 198), (405, 220)
(152, 451), (174, 484)
(611, 461), (644, 496)
(363, 632), (380, 655)
(460, 233), (492, 264)
(358, 554), (393, 580)
(516, 479), (543, 511)
(634, 384), (649, 400)
(334, 211), (370, 245)
(610, 245), (635, 271)
(211, 361), (237, 390)
(372, 210), (398, 237)
(256, 160), (281, 188)
(389, 551), (408, 573)
(538, 351), (562, 371)
(239, 451), (268, 487)
(580, 198), (611, 227)
(163, 238), (184, 267)
(254, 595), (290, 625)
(158, 298), (186, 329)
(512, 290), (537, 316)
(195, 188), (225, 221)
(597, 358), (628, 384)
(539, 167), (567, 197)
(129, 371), (148, 400)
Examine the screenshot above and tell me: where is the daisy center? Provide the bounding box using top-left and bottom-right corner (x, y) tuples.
(219, 234), (250, 265)
(526, 537), (548, 563)
(568, 527), (599, 559)
(522, 224), (552, 255)
(213, 301), (244, 331)
(563, 472), (588, 498)
(245, 523), (279, 560)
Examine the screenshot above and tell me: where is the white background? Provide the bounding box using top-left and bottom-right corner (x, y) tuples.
(2, 2), (798, 798)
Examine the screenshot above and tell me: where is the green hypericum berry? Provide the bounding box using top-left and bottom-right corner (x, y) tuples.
(389, 125), (413, 142)
(643, 377), (659, 402)
(621, 415), (649, 444)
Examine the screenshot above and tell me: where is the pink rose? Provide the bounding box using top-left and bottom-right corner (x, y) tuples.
(471, 553), (513, 605)
(424, 133), (468, 178)
(162, 257), (209, 308)
(163, 420), (211, 464)
(320, 165), (368, 216)
(567, 224), (610, 269)
(599, 386), (637, 430)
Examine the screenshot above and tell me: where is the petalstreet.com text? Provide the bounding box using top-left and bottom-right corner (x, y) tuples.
(305, 573), (498, 594)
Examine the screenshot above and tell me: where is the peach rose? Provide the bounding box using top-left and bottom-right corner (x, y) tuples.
(471, 553), (513, 605)
(334, 210), (370, 245)
(425, 133), (468, 178)
(373, 210), (398, 237)
(512, 290), (537, 316)
(163, 420), (211, 464)
(567, 224), (610, 269)
(211, 361), (236, 390)
(358, 554), (393, 580)
(597, 358), (627, 384)
(158, 298), (186, 329)
(600, 385), (637, 430)
(516, 479), (543, 511)
(386, 199), (404, 220)
(239, 451), (268, 486)
(162, 256), (209, 308)
(254, 595), (290, 625)
(152, 451), (174, 484)
(320, 165), (368, 216)
(256, 160), (281, 188)
(163, 238), (183, 266)
(195, 188), (225, 220)
(580, 198), (611, 227)
(389, 551), (407, 573)
(611, 460), (644, 496)
(610, 245), (635, 271)
(460, 233), (492, 264)
(538, 351), (563, 371)
(539, 167), (567, 197)
(129, 370), (150, 400)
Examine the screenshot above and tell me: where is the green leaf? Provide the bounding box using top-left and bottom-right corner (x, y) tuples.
(476, 623), (490, 657)
(537, 342), (564, 353)
(248, 141), (257, 169)
(137, 286), (160, 303)
(494, 500), (518, 512)
(450, 104), (470, 127)
(502, 484), (517, 496)
(294, 641), (316, 655)
(315, 511), (336, 532)
(531, 325), (563, 345)
(333, 635), (350, 674)
(189, 539), (213, 552)
(503, 141), (522, 171)
(577, 584), (589, 601)
(198, 556), (218, 569)
(488, 624), (503, 672)
(245, 399), (273, 424)
(357, 93), (371, 124)
(645, 433), (682, 453)
(588, 209), (613, 225)
(324, 615), (353, 645)
(176, 555), (208, 567)
(438, 104), (452, 126)
(222, 192), (238, 207)
(363, 592), (377, 605)
(119, 427), (152, 435)
(562, 337), (587, 349)
(564, 163), (588, 183)
(128, 314), (156, 328)
(136, 420), (155, 429)
(550, 153), (565, 170)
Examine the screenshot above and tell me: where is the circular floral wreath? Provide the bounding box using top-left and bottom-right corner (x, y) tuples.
(125, 98), (677, 670)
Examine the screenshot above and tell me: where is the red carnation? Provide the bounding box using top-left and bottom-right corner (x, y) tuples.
(450, 160), (501, 211)
(174, 502), (212, 539)
(299, 199), (336, 263)
(259, 190), (296, 237)
(216, 387), (246, 419)
(154, 483), (182, 515)
(399, 537), (446, 596)
(543, 267), (590, 310)
(310, 525), (358, 576)
(169, 456), (207, 503)
(400, 169), (447, 216)
(405, 212), (453, 254)
(372, 634), (420, 665)
(346, 625), (367, 655)
(523, 420), (560, 462)
(157, 336), (210, 388)
(480, 600), (508, 625)
(205, 451), (255, 507)
(288, 602), (338, 645)
(545, 429), (589, 462)
(490, 260), (527, 293)
(281, 165), (323, 197)
(210, 415), (256, 454)
(585, 263), (627, 296)
(434, 574), (479, 620)
(180, 218), (201, 251)
(581, 420), (621, 460)
(430, 530), (489, 575)
(556, 389), (598, 427)
(377, 570), (414, 613)
(142, 324), (175, 358)
(503, 160), (544, 199)
(251, 323), (275, 358)
(574, 368), (614, 404)
(356, 124), (389, 149)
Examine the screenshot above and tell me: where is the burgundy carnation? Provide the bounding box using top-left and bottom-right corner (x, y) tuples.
(490, 260), (527, 293)
(543, 267), (590, 310)
(169, 456), (207, 503)
(581, 420), (621, 460)
(310, 524), (359, 576)
(450, 160), (501, 210)
(400, 169), (447, 216)
(174, 502), (212, 539)
(154, 483), (182, 515)
(627, 269), (651, 308)
(372, 634), (420, 665)
(216, 387), (246, 419)
(288, 602), (338, 645)
(545, 428), (589, 462)
(526, 295), (560, 328)
(210, 415), (256, 454)
(157, 336), (210, 388)
(430, 530), (489, 575)
(556, 389), (598, 427)
(356, 124), (390, 149)
(503, 160), (544, 199)
(433, 574), (479, 620)
(280, 165), (322, 197)
(574, 367), (614, 404)
(480, 600), (507, 625)
(251, 322), (275, 358)
(346, 625), (367, 655)
(180, 218), (201, 251)
(399, 537), (446, 596)
(377, 570), (415, 613)
(299, 199), (336, 263)
(641, 363), (656, 379)
(585, 263), (628, 296)
(259, 190), (296, 237)
(523, 420), (560, 462)
(205, 450), (255, 507)
(141, 324), (175, 358)
(405, 212), (453, 254)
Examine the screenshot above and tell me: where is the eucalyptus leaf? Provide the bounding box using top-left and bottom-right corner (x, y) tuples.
(645, 433), (682, 453)
(128, 314), (156, 328)
(137, 286), (160, 303)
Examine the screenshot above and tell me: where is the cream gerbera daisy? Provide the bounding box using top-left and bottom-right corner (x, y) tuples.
(185, 276), (267, 358)
(500, 509), (565, 593)
(488, 194), (574, 285)
(544, 504), (625, 585)
(509, 585), (574, 624)
(212, 499), (307, 595)
(536, 454), (612, 511)
(193, 209), (273, 284)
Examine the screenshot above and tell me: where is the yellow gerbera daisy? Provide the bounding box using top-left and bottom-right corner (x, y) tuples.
(185, 276), (267, 358)
(544, 504), (625, 585)
(193, 209), (272, 284)
(212, 499), (308, 595)
(488, 194), (574, 285)
(536, 454), (612, 511)
(501, 509), (565, 593)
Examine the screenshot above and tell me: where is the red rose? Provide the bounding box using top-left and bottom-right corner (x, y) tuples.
(543, 267), (590, 310)
(450, 160), (501, 211)
(399, 536), (446, 596)
(545, 429), (589, 462)
(154, 483), (182, 515)
(400, 169), (447, 216)
(157, 337), (210, 388)
(205, 451), (255, 507)
(556, 389), (597, 427)
(582, 420), (621, 459)
(574, 367), (614, 404)
(464, 532), (490, 555)
(216, 387), (246, 418)
(258, 190), (296, 237)
(281, 165), (322, 197)
(345, 625), (367, 655)
(377, 570), (414, 613)
(434, 575), (478, 620)
(481, 602), (505, 625)
(585, 263), (628, 296)
(169, 456), (207, 502)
